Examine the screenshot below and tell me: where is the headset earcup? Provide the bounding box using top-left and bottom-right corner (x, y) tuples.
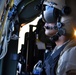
(62, 6), (71, 15)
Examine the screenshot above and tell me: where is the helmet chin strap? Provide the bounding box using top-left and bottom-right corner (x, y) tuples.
(50, 17), (66, 42)
(50, 28), (66, 42)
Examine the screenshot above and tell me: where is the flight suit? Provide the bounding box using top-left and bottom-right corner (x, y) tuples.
(56, 39), (76, 75)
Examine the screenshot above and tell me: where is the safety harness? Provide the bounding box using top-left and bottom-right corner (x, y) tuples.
(43, 42), (68, 75)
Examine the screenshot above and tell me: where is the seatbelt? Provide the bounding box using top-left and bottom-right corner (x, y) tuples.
(43, 42), (68, 75)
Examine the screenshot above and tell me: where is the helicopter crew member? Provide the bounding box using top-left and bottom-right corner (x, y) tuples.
(42, 0), (76, 75)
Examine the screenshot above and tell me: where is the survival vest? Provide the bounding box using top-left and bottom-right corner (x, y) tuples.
(43, 38), (76, 75)
(43, 42), (68, 75)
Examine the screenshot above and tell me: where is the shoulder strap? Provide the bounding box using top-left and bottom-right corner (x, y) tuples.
(52, 42), (68, 59)
(48, 42), (67, 65)
(43, 43), (67, 75)
(43, 42), (68, 66)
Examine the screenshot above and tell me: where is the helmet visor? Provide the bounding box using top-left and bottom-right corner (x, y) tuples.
(42, 5), (61, 23)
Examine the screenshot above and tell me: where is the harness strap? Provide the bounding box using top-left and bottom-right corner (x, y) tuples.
(43, 42), (68, 75)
